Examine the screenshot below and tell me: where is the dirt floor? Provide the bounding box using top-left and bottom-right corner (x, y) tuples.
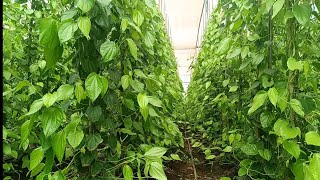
(164, 130), (238, 180)
(165, 160), (237, 180)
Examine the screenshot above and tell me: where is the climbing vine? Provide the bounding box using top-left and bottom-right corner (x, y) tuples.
(3, 0), (183, 179)
(186, 0), (320, 179)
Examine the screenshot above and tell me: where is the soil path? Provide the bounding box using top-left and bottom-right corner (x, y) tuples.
(164, 132), (238, 179)
(165, 159), (237, 180)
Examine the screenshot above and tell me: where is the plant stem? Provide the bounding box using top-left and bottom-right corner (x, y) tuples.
(286, 0), (297, 126)
(184, 125), (197, 180)
(268, 8), (273, 68)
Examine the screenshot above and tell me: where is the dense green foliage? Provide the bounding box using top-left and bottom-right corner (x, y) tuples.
(3, 0), (184, 179)
(186, 0), (320, 179)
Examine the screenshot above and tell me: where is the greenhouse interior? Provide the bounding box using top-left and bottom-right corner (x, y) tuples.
(3, 0), (320, 179)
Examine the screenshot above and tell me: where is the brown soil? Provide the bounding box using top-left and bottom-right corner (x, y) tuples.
(165, 159), (237, 180)
(165, 133), (238, 180)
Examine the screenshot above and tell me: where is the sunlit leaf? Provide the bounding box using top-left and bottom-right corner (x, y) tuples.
(305, 131), (320, 146)
(127, 38), (138, 60)
(52, 130), (66, 162)
(85, 72), (103, 102)
(76, 0), (94, 13)
(58, 19), (78, 43)
(30, 147), (44, 171)
(292, 4), (311, 25)
(272, 0), (285, 19)
(78, 16), (91, 39)
(100, 40), (119, 62)
(248, 91), (268, 115)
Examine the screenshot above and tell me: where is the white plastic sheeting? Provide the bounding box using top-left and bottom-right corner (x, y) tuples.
(156, 0), (217, 92)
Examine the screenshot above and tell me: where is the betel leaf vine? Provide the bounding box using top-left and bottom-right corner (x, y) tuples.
(186, 0), (319, 179)
(3, 0), (184, 179)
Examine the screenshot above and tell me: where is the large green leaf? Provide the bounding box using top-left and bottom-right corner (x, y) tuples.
(268, 87), (278, 108)
(223, 146), (233, 152)
(149, 108), (159, 117)
(31, 163), (45, 177)
(14, 80), (31, 93)
(78, 16), (91, 39)
(85, 72), (103, 102)
(149, 162), (167, 180)
(44, 39), (63, 68)
(20, 119), (34, 145)
(86, 105), (102, 122)
(127, 38), (138, 59)
(58, 19), (78, 43)
(131, 79), (144, 92)
(42, 107), (65, 137)
(64, 113), (81, 134)
(278, 89), (288, 112)
(121, 18), (129, 32)
(273, 119), (300, 140)
(3, 143), (11, 156)
(287, 57), (303, 71)
(305, 131), (320, 146)
(170, 154), (182, 161)
(291, 160), (305, 180)
(56, 84), (74, 101)
(100, 76), (109, 96)
(216, 38), (231, 55)
(26, 99), (43, 116)
(229, 86), (238, 92)
(91, 161), (103, 177)
(61, 9), (78, 21)
(133, 10), (144, 27)
(123, 165), (133, 180)
(125, 99), (135, 110)
(39, 18), (58, 45)
(226, 48), (241, 59)
(265, 0), (276, 12)
(67, 129), (84, 149)
(290, 99), (304, 117)
(230, 19), (243, 32)
(260, 111), (274, 128)
(283, 140), (300, 159)
(272, 0), (285, 19)
(86, 134), (103, 151)
(52, 130), (66, 162)
(100, 40), (119, 62)
(148, 96), (162, 107)
(75, 83), (86, 103)
(259, 149), (272, 161)
(42, 93), (58, 108)
(304, 153), (320, 180)
(29, 147), (44, 171)
(292, 4), (311, 25)
(137, 93), (148, 109)
(76, 0), (95, 13)
(121, 75), (131, 90)
(144, 147), (167, 159)
(144, 31), (155, 48)
(241, 144), (258, 155)
(238, 167), (247, 176)
(251, 53), (264, 66)
(52, 171), (66, 180)
(248, 91), (268, 115)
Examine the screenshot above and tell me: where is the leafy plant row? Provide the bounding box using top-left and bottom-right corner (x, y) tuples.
(186, 0), (320, 179)
(3, 0), (184, 179)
